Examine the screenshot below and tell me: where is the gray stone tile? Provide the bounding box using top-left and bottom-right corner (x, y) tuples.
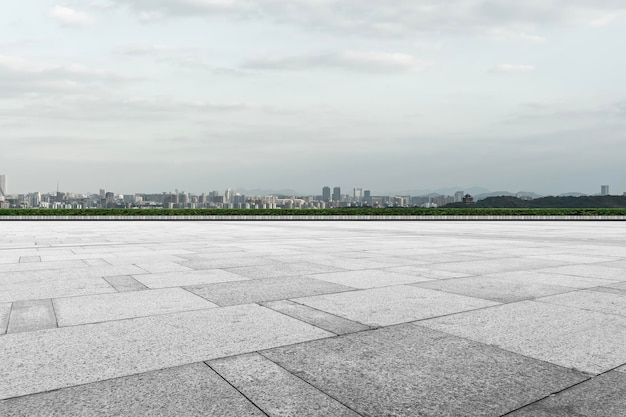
(524, 254), (621, 264)
(0, 303), (10, 335)
(0, 304), (332, 399)
(507, 371), (626, 417)
(0, 260), (89, 273)
(262, 324), (587, 417)
(484, 270), (619, 289)
(134, 261), (194, 274)
(7, 299), (57, 334)
(180, 256), (279, 270)
(132, 269), (248, 289)
(293, 285), (499, 327)
(412, 276), (577, 303)
(384, 265), (472, 280)
(540, 264), (626, 280)
(419, 301), (626, 374)
(19, 256), (41, 263)
(426, 257), (568, 275)
(209, 353), (361, 417)
(187, 277), (354, 306)
(306, 256), (410, 270)
(537, 290), (626, 317)
(227, 262), (343, 279)
(261, 300), (372, 335)
(0, 362), (264, 417)
(308, 269), (434, 289)
(82, 258), (112, 266)
(103, 275), (147, 292)
(54, 288), (217, 327)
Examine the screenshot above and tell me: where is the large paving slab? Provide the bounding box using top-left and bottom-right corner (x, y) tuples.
(0, 302), (11, 335)
(0, 363), (265, 417)
(293, 285), (500, 326)
(226, 262), (343, 279)
(536, 290), (626, 317)
(418, 300), (626, 374)
(261, 324), (587, 417)
(53, 288), (217, 326)
(103, 275), (148, 292)
(131, 269), (248, 289)
(186, 276), (355, 306)
(308, 269), (434, 289)
(425, 257), (568, 275)
(6, 299), (57, 334)
(208, 353), (361, 416)
(539, 264), (626, 280)
(0, 304), (332, 399)
(507, 370), (626, 417)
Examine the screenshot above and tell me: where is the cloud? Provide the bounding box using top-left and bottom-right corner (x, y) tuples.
(49, 6), (93, 26)
(490, 64), (535, 74)
(243, 51), (433, 73)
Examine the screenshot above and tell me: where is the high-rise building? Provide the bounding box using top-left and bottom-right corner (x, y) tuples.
(332, 186), (341, 202)
(454, 191), (464, 203)
(353, 188), (363, 202)
(322, 186), (331, 201)
(0, 175), (7, 197)
(601, 185), (609, 196)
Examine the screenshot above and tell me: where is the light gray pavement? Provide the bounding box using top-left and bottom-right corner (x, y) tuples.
(0, 221), (625, 416)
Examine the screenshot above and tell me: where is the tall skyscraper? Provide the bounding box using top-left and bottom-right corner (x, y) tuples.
(322, 186), (331, 201)
(601, 185), (609, 196)
(332, 187), (341, 202)
(454, 191), (464, 203)
(0, 175), (7, 198)
(353, 188), (363, 202)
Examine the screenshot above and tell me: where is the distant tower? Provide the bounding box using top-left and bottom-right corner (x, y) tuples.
(0, 175), (6, 197)
(225, 188), (234, 203)
(454, 191), (464, 203)
(332, 187), (341, 202)
(322, 186), (331, 201)
(353, 188), (363, 202)
(601, 185), (609, 196)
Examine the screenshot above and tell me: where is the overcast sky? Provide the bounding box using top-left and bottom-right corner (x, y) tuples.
(1, 1), (625, 195)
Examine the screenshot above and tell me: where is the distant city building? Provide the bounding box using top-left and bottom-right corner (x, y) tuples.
(454, 191), (464, 203)
(601, 185), (609, 196)
(0, 175), (7, 197)
(322, 186), (331, 201)
(353, 188), (363, 203)
(463, 194), (474, 204)
(332, 187), (341, 202)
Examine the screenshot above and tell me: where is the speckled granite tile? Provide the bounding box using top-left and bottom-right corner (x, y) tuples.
(262, 324), (586, 417)
(132, 269), (248, 289)
(0, 362), (264, 417)
(0, 303), (10, 335)
(103, 275), (147, 292)
(7, 299), (57, 334)
(209, 353), (361, 417)
(537, 290), (626, 317)
(308, 269), (434, 289)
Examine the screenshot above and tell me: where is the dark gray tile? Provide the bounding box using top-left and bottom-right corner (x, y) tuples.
(209, 353), (360, 417)
(507, 371), (626, 417)
(7, 299), (57, 334)
(104, 275), (148, 292)
(537, 290), (626, 317)
(261, 300), (372, 335)
(186, 276), (354, 306)
(0, 362), (264, 417)
(262, 324), (587, 417)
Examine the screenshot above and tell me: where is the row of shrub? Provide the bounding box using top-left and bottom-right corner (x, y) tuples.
(1, 208), (626, 216)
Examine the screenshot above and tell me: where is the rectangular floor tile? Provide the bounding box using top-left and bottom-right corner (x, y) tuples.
(180, 257), (279, 270)
(412, 276), (577, 303)
(293, 285), (499, 327)
(308, 269), (434, 289)
(186, 276), (354, 307)
(261, 300), (372, 335)
(0, 303), (10, 335)
(134, 262), (193, 274)
(7, 299), (57, 334)
(418, 300), (626, 374)
(540, 264), (626, 280)
(132, 269), (248, 289)
(54, 288), (217, 327)
(209, 353), (360, 417)
(507, 371), (626, 417)
(0, 304), (332, 399)
(103, 275), (147, 292)
(226, 262), (343, 279)
(382, 265), (472, 280)
(427, 257), (569, 275)
(0, 363), (264, 417)
(537, 290), (626, 317)
(483, 270), (619, 289)
(262, 324), (586, 417)
(19, 256), (41, 263)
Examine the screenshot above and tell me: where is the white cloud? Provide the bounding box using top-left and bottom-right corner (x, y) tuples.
(588, 11), (623, 27)
(50, 6), (93, 26)
(490, 64), (536, 74)
(243, 51), (433, 73)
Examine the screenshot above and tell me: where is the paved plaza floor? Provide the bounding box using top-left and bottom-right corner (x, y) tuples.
(0, 221), (625, 416)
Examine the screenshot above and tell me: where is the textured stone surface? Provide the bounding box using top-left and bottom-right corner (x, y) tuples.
(186, 276), (355, 306)
(419, 300), (626, 374)
(262, 324), (587, 417)
(54, 288), (217, 326)
(103, 275), (148, 292)
(0, 363), (264, 417)
(132, 269), (247, 288)
(261, 300), (372, 335)
(507, 371), (626, 417)
(384, 265), (471, 279)
(412, 276), (576, 303)
(537, 290), (626, 317)
(540, 264), (626, 280)
(0, 303), (10, 335)
(293, 285), (499, 326)
(0, 304), (332, 399)
(482, 270), (619, 289)
(426, 257), (567, 275)
(7, 299), (57, 334)
(227, 262), (343, 279)
(209, 353), (361, 417)
(308, 269), (434, 289)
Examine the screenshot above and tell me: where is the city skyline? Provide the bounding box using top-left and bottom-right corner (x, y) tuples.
(1, 2), (625, 194)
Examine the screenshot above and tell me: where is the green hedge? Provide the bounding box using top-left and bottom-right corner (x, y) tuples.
(1, 208), (625, 216)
